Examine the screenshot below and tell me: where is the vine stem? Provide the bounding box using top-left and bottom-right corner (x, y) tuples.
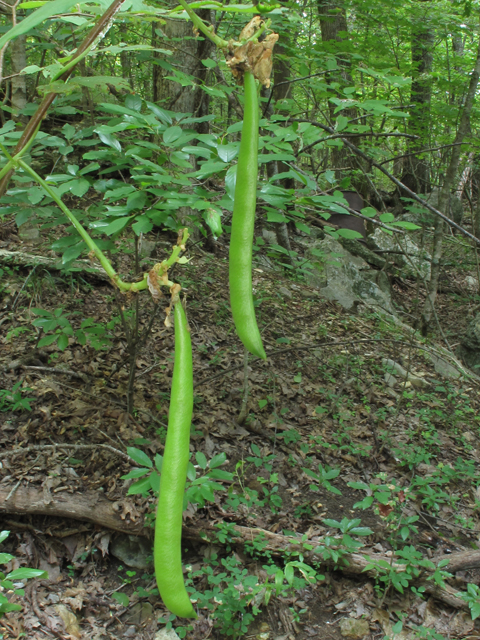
(7, 155), (189, 295)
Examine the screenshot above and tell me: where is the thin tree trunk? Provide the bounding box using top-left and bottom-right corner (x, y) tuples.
(10, 32), (27, 122)
(262, 41), (293, 257)
(421, 33), (480, 334)
(317, 0), (356, 182)
(401, 4), (434, 194)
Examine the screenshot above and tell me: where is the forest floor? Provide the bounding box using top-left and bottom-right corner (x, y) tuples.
(1, 221), (480, 640)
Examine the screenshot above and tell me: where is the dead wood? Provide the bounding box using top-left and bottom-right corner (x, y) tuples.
(0, 484), (147, 536)
(0, 483), (476, 611)
(0, 248), (109, 280)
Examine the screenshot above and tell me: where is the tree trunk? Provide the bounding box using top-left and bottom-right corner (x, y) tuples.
(153, 8), (213, 115)
(262, 40), (293, 257)
(401, 5), (434, 194)
(119, 22), (134, 91)
(153, 8), (215, 237)
(317, 0), (356, 182)
(421, 33), (480, 334)
(10, 34), (27, 122)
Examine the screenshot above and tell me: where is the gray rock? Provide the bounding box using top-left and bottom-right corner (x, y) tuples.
(110, 534), (152, 569)
(262, 229), (277, 245)
(339, 618), (370, 639)
(18, 222), (40, 242)
(370, 228), (431, 281)
(278, 286), (293, 299)
(305, 236), (395, 315)
(138, 239), (156, 260)
(426, 353), (461, 380)
(155, 630), (181, 640)
(382, 358), (430, 388)
(464, 276), (479, 291)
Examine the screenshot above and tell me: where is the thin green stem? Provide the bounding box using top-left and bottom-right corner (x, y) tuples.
(0, 159), (15, 182)
(52, 44), (94, 83)
(13, 123), (42, 161)
(175, 0), (228, 48)
(2, 157), (189, 296)
(16, 158), (123, 281)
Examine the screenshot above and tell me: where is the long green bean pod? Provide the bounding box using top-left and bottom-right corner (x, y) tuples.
(154, 300), (196, 619)
(229, 71), (267, 360)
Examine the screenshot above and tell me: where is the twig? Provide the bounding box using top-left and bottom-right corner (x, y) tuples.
(0, 443), (135, 463)
(237, 348), (249, 425)
(22, 365), (89, 383)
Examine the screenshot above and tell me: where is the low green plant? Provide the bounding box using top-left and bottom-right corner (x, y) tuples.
(31, 307), (113, 351)
(314, 518), (373, 566)
(459, 583), (480, 620)
(0, 382), (34, 412)
(364, 545), (451, 598)
(246, 443), (276, 472)
(121, 447), (233, 508)
(303, 462), (342, 495)
(0, 531), (47, 620)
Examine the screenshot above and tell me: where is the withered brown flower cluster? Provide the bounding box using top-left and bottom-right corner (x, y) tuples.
(225, 16), (279, 87)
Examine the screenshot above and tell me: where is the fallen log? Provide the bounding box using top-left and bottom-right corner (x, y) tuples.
(0, 483), (475, 611)
(0, 483), (146, 536)
(0, 248), (109, 280)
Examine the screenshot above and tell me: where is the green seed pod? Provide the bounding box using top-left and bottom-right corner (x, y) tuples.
(229, 71), (266, 360)
(154, 301), (196, 619)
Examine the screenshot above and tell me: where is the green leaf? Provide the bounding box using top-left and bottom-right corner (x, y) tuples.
(209, 452), (227, 469)
(127, 477), (152, 495)
(146, 102), (172, 125)
(470, 602), (480, 620)
(95, 130), (121, 153)
(360, 206), (377, 218)
(127, 447), (153, 468)
(195, 451), (208, 470)
(57, 334), (69, 351)
(62, 243), (86, 263)
(266, 211), (287, 223)
(201, 58), (217, 68)
(0, 553), (14, 564)
(393, 221), (421, 230)
(163, 126), (183, 145)
(379, 212), (395, 223)
(336, 228), (363, 239)
(6, 568), (47, 580)
(323, 518), (341, 528)
(69, 179), (90, 197)
(203, 208), (222, 236)
(120, 468), (150, 480)
(102, 217), (132, 236)
(149, 471), (160, 493)
(349, 527), (373, 536)
(126, 190), (147, 212)
(132, 216), (153, 236)
(112, 592), (130, 607)
(375, 491), (391, 505)
(336, 115), (348, 131)
(0, 531), (10, 545)
(0, 0), (76, 50)
(217, 143), (238, 162)
(38, 334), (58, 348)
(125, 94), (142, 112)
(225, 165), (237, 199)
(347, 481), (369, 491)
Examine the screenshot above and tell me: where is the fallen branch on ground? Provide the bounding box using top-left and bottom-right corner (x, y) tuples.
(0, 483), (475, 611)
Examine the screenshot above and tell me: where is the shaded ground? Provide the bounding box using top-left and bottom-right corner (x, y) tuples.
(1, 222), (480, 639)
